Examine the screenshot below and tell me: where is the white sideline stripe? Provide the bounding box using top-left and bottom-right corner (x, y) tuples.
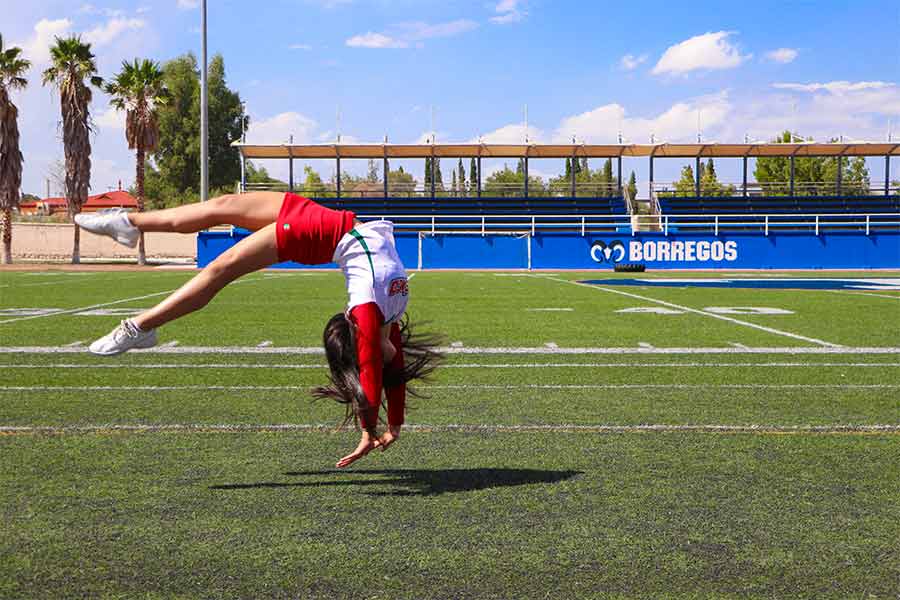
(821, 289), (900, 301)
(1, 362), (899, 369)
(2, 345), (900, 355)
(545, 276), (842, 348)
(0, 276), (265, 325)
(2, 384), (898, 391)
(2, 423), (898, 435)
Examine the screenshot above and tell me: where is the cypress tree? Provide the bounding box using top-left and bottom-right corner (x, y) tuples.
(469, 157), (478, 194)
(458, 158), (466, 196)
(424, 157), (431, 187)
(602, 159), (613, 185)
(565, 157), (571, 178)
(434, 159), (443, 189)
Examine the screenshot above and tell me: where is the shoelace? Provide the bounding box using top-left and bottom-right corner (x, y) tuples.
(113, 320), (141, 342)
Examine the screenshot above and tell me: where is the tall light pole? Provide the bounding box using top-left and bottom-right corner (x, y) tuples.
(200, 0), (209, 201)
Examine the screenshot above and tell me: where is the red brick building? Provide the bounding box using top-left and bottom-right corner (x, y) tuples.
(19, 188), (139, 216)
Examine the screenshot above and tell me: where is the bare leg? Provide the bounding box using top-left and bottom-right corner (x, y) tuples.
(132, 223), (280, 331)
(129, 192), (285, 233)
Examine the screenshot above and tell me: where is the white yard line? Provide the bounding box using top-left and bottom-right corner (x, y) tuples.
(1, 423), (897, 435)
(2, 345), (900, 355)
(820, 289), (900, 301)
(545, 276), (843, 348)
(1, 361), (897, 369)
(0, 273), (157, 290)
(2, 384), (897, 391)
(0, 276), (265, 325)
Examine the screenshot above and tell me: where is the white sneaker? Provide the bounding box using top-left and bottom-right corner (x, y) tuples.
(75, 208), (140, 248)
(89, 319), (158, 356)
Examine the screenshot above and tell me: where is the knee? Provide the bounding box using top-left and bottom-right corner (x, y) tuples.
(209, 194), (237, 212)
(205, 251), (241, 282)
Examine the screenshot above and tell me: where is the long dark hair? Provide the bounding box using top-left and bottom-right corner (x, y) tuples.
(312, 313), (443, 430)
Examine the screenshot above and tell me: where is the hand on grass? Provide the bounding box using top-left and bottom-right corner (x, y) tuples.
(373, 425), (401, 452)
(336, 431), (377, 468)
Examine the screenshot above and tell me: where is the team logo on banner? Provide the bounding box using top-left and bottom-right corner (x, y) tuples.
(590, 240), (627, 264)
(590, 239), (739, 264)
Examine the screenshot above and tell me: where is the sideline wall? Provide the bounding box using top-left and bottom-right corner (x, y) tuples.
(198, 230), (900, 270)
(10, 223), (196, 260)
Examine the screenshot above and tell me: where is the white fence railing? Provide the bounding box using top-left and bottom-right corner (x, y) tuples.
(357, 213), (900, 236)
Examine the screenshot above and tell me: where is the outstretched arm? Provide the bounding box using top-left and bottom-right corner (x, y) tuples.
(335, 302), (384, 468)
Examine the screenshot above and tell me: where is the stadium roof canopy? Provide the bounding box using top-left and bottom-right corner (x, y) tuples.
(234, 141), (900, 160)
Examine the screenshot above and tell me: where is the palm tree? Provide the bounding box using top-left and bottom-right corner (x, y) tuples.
(0, 35), (30, 264)
(41, 36), (103, 264)
(105, 59), (168, 264)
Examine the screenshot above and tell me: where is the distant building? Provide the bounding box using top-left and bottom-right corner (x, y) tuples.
(19, 184), (138, 216)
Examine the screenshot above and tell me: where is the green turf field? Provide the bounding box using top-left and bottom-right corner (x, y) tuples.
(1, 268), (899, 598)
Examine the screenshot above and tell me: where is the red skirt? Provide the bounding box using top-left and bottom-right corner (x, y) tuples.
(275, 193), (355, 264)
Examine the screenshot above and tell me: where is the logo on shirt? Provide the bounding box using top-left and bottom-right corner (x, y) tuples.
(388, 278), (409, 297)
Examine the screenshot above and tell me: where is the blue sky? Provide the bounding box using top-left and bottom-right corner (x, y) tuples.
(7, 0), (899, 196)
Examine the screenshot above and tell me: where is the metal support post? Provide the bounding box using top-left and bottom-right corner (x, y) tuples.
(886, 155), (891, 197)
(617, 156), (623, 196)
(430, 156), (436, 199)
(336, 156), (341, 199)
(383, 157), (389, 198)
(742, 156), (748, 198)
(570, 154), (577, 196)
(239, 154), (245, 193)
(524, 156), (529, 198)
(649, 156), (654, 194)
(477, 156), (482, 198)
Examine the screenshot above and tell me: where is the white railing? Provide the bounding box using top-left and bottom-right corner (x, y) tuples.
(356, 213), (900, 235)
(651, 181), (898, 197)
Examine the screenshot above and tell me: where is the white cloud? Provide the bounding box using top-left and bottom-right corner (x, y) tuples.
(245, 111), (318, 144)
(765, 48), (798, 64)
(400, 20), (479, 41)
(490, 0), (527, 25)
(620, 53), (648, 71)
(16, 18), (73, 68)
(288, 43), (312, 50)
(772, 81), (891, 94)
(177, 0), (199, 9)
(347, 19), (478, 48)
(554, 92), (732, 143)
(346, 32), (407, 49)
(94, 107), (126, 131)
(470, 123), (544, 144)
(83, 17), (145, 47)
(652, 31), (750, 76)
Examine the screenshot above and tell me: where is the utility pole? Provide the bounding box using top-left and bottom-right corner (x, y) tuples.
(200, 0), (208, 201)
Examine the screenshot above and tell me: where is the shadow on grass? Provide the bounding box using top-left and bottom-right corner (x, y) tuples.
(210, 468), (581, 496)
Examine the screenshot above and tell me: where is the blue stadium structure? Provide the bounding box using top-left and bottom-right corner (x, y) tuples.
(196, 141), (900, 269)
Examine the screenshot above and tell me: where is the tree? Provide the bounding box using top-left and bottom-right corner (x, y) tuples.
(626, 171), (637, 201)
(754, 131), (869, 196)
(434, 159), (444, 194)
(150, 53), (245, 202)
(387, 166), (416, 197)
(300, 165), (329, 197)
(674, 165), (696, 196)
(105, 58), (169, 264)
(458, 158), (466, 196)
(484, 164), (546, 197)
(0, 35), (30, 264)
(245, 160), (286, 186)
(42, 35), (103, 263)
(469, 157), (478, 195)
(424, 157), (432, 188)
(366, 158), (379, 183)
(602, 158), (614, 193)
(451, 170), (457, 195)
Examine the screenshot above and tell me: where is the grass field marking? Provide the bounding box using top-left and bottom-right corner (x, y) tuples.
(0, 273), (154, 290)
(0, 275), (265, 325)
(4, 383), (898, 391)
(544, 276), (842, 348)
(2, 345), (900, 354)
(2, 423), (898, 435)
(2, 361), (899, 369)
(820, 289), (900, 301)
